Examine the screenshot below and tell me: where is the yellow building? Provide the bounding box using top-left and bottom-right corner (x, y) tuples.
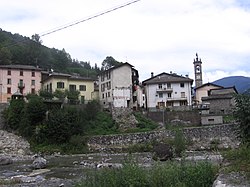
(41, 72), (97, 104)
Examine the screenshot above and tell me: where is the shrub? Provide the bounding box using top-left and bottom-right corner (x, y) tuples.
(173, 129), (186, 157)
(133, 112), (158, 130)
(76, 161), (218, 187)
(233, 94), (250, 146)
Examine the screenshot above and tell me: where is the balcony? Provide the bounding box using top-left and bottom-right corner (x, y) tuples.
(156, 87), (173, 93)
(166, 97), (187, 101)
(18, 82), (25, 89)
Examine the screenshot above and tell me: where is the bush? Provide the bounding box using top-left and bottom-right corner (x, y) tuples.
(222, 146), (250, 176)
(76, 161), (218, 187)
(4, 99), (25, 130)
(133, 112), (158, 130)
(234, 94), (250, 146)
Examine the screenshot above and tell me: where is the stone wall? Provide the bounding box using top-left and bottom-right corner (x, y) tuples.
(0, 130), (30, 155)
(87, 123), (240, 152)
(147, 110), (201, 126)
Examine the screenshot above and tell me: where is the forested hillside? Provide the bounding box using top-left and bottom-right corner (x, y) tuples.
(0, 29), (121, 78)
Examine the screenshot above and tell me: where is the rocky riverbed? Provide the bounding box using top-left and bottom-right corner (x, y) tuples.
(0, 130), (249, 187)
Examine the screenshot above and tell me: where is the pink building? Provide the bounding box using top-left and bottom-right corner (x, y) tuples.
(0, 65), (42, 103)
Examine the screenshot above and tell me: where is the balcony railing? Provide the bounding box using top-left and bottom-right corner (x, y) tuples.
(18, 82), (25, 89)
(156, 87), (173, 92)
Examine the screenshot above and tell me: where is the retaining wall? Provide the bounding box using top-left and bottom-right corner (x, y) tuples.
(87, 123), (240, 152)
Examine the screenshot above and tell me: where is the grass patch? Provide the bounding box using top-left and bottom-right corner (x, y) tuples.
(222, 146), (250, 179)
(75, 160), (218, 187)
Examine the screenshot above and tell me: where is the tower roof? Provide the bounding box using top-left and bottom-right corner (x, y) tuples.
(193, 53), (202, 64)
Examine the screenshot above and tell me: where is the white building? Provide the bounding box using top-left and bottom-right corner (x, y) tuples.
(98, 62), (140, 108)
(142, 72), (193, 110)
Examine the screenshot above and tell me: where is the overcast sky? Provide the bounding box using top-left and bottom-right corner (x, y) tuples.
(1, 0), (250, 82)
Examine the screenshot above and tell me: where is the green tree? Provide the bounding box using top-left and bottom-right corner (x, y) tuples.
(66, 89), (80, 104)
(26, 95), (47, 125)
(31, 34), (42, 44)
(53, 89), (66, 101)
(0, 47), (12, 64)
(39, 89), (54, 100)
(4, 99), (25, 130)
(101, 56), (122, 70)
(85, 100), (101, 120)
(234, 94), (250, 146)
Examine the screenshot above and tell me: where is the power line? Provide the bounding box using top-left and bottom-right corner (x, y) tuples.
(1, 0), (141, 48)
(40, 0), (141, 37)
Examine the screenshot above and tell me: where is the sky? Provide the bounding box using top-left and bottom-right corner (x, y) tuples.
(1, 0), (250, 83)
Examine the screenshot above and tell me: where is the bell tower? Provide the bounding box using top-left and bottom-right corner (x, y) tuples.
(193, 53), (203, 88)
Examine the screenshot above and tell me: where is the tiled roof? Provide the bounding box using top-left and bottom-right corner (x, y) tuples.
(0, 64), (41, 71)
(195, 82), (223, 90)
(142, 72), (193, 85)
(99, 62), (134, 75)
(42, 71), (95, 82)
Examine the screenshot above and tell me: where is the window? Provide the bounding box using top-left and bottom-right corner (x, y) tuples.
(79, 85), (86, 91)
(69, 84), (76, 91)
(7, 69), (11, 75)
(101, 75), (104, 81)
(167, 83), (171, 88)
(57, 82), (64, 89)
(180, 83), (185, 88)
(180, 101), (187, 106)
(81, 96), (85, 104)
(159, 93), (163, 98)
(31, 80), (35, 86)
(7, 87), (11, 94)
(101, 84), (105, 92)
(107, 81), (111, 90)
(157, 101), (165, 108)
(181, 92), (185, 98)
(167, 93), (172, 98)
(166, 101), (173, 107)
(102, 93), (105, 99)
(31, 71), (35, 77)
(107, 72), (111, 79)
(19, 79), (24, 87)
(158, 84), (162, 89)
(49, 83), (52, 93)
(7, 79), (11, 85)
(108, 92), (110, 97)
(20, 70), (23, 76)
(31, 88), (35, 94)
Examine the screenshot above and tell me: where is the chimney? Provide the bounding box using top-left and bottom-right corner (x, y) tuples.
(151, 72), (154, 77)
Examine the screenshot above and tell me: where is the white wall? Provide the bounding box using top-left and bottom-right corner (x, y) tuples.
(146, 82), (192, 108)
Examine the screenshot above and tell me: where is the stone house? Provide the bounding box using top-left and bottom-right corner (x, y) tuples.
(98, 62), (140, 108)
(41, 71), (96, 104)
(142, 72), (193, 111)
(194, 82), (223, 105)
(201, 87), (238, 114)
(0, 65), (42, 103)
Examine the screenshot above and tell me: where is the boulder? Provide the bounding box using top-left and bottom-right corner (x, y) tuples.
(32, 157), (47, 169)
(152, 143), (173, 161)
(0, 156), (13, 165)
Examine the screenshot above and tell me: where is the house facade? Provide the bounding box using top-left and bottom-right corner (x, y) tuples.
(98, 62), (140, 108)
(41, 72), (95, 103)
(142, 72), (193, 111)
(194, 83), (223, 104)
(202, 87), (238, 114)
(0, 65), (42, 103)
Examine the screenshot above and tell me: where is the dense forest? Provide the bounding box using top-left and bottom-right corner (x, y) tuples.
(0, 29), (122, 78)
